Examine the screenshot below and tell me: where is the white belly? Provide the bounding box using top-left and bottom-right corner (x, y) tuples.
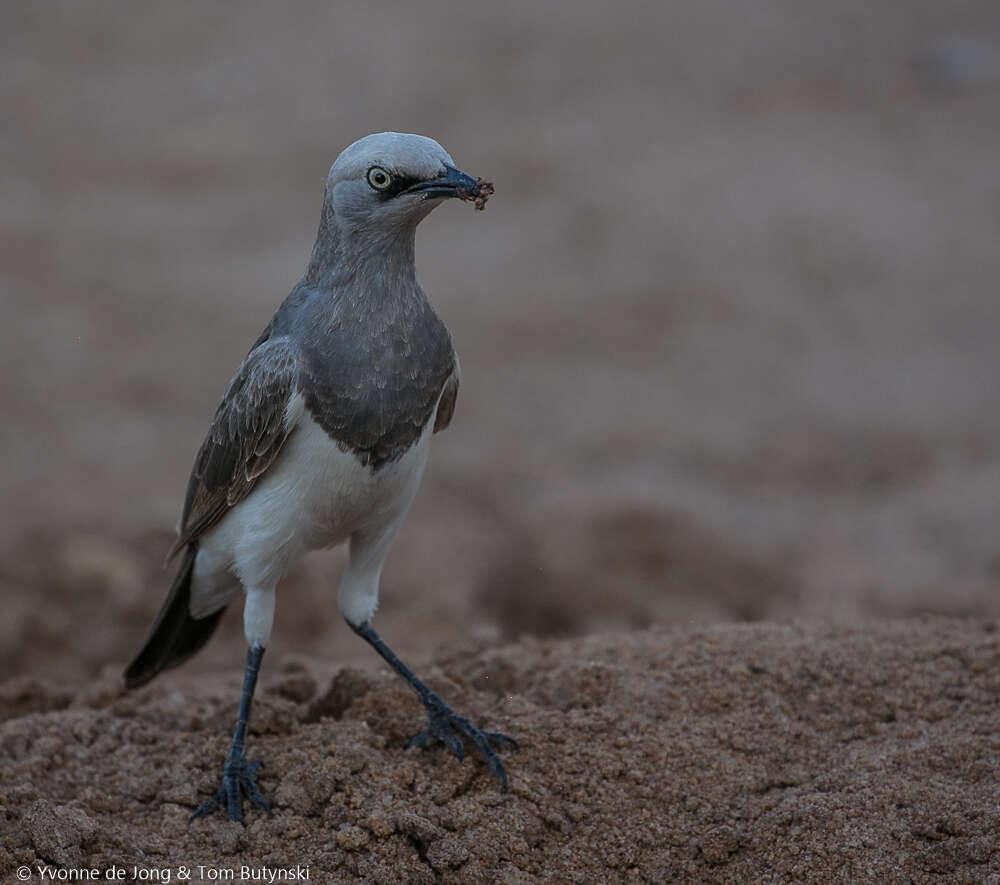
(189, 393), (432, 616)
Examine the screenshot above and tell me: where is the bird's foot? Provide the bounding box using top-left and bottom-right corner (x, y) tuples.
(190, 753), (271, 824)
(408, 694), (518, 789)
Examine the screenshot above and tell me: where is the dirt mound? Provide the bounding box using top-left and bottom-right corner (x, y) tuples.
(2, 618), (998, 883)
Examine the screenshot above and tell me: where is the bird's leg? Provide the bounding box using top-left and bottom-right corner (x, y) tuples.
(349, 621), (517, 788)
(190, 645), (271, 823)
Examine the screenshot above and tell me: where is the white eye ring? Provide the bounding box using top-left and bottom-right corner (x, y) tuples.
(367, 166), (392, 190)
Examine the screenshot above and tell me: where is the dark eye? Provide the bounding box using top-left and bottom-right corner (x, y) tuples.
(367, 167), (392, 190)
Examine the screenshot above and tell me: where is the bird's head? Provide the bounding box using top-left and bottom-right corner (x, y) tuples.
(324, 132), (482, 236)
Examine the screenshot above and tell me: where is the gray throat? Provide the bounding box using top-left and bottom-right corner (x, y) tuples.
(264, 193), (456, 470)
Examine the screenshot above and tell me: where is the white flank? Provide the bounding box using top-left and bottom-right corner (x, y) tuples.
(189, 393), (434, 643)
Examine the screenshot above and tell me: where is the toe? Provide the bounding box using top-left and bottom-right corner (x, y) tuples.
(190, 756), (270, 824)
(189, 797), (220, 823)
(406, 729), (435, 750)
(226, 782), (242, 822)
(249, 791), (272, 815)
(491, 758), (509, 791)
(485, 731), (519, 751)
(408, 701), (516, 788)
(442, 728), (465, 761)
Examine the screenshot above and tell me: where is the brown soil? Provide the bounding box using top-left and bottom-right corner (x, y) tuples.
(4, 2), (1000, 883)
(3, 618), (999, 884)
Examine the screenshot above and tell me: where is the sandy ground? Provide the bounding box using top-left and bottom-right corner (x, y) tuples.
(3, 1), (1000, 881)
(3, 618), (1000, 883)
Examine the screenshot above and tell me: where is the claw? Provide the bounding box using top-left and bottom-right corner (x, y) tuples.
(484, 731), (519, 751)
(406, 731), (432, 750)
(407, 698), (516, 790)
(190, 754), (271, 824)
(348, 622), (517, 790)
(442, 726), (465, 761)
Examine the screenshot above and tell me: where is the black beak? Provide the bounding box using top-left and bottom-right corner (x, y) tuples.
(405, 165), (479, 200)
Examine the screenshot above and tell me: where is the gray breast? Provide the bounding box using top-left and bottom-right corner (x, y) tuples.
(293, 285), (455, 470)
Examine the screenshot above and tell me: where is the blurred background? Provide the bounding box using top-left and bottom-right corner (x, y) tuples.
(2, 1), (999, 683)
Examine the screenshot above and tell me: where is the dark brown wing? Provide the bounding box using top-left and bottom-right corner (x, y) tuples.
(167, 337), (300, 558)
(433, 362), (460, 434)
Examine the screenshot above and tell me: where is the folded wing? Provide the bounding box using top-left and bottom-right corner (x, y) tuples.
(169, 336), (301, 558)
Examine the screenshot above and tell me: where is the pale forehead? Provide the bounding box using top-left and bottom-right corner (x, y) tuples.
(330, 132), (455, 181)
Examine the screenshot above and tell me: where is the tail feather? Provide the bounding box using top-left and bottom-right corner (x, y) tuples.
(124, 544), (227, 690)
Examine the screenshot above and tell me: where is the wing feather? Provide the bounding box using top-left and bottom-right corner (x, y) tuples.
(167, 337), (300, 558)
(434, 359), (460, 434)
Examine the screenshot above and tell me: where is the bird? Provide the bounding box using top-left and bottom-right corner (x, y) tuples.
(123, 132), (514, 824)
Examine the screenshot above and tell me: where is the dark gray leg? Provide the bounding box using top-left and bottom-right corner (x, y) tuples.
(190, 645), (271, 823)
(350, 621), (517, 789)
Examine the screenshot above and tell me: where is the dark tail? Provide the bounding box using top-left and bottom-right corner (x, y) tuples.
(124, 544), (227, 690)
